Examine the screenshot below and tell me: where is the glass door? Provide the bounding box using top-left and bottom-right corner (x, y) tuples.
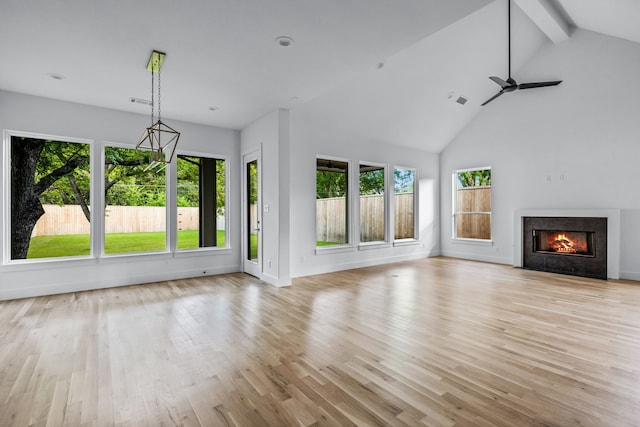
(243, 150), (261, 277)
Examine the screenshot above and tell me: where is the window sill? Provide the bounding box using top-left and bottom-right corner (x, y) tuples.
(315, 245), (355, 255)
(98, 251), (173, 263)
(393, 239), (421, 247)
(451, 238), (493, 246)
(175, 247), (232, 257)
(2, 255), (96, 271)
(358, 242), (391, 251)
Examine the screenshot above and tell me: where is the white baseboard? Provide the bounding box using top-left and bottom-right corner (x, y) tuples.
(0, 265), (241, 301)
(439, 250), (512, 265)
(293, 250), (438, 278)
(619, 271), (640, 282)
(261, 273), (292, 287)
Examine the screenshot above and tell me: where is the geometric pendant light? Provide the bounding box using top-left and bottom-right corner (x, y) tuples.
(136, 50), (180, 169)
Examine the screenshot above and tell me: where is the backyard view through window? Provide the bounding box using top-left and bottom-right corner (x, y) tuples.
(10, 135), (91, 260)
(453, 167), (492, 240)
(394, 167), (415, 240)
(316, 158), (348, 246)
(104, 147), (166, 254)
(177, 155), (226, 250)
(360, 164), (385, 243)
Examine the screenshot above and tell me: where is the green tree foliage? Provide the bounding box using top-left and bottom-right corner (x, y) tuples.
(104, 147), (165, 206)
(359, 167), (384, 195)
(316, 170), (346, 199)
(38, 141), (91, 207)
(394, 169), (414, 193)
(457, 169), (491, 188)
(177, 156), (226, 214)
(248, 160), (258, 204)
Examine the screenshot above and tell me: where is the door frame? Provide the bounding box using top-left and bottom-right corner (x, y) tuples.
(241, 146), (262, 278)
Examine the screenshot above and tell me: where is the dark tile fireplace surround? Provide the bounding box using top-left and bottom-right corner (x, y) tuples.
(522, 216), (607, 280)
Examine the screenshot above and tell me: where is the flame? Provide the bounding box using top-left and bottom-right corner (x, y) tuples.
(550, 233), (577, 253)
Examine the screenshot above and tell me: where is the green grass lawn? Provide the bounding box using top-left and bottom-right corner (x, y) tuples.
(27, 231), (333, 259)
(316, 241), (345, 246)
(27, 230), (227, 258)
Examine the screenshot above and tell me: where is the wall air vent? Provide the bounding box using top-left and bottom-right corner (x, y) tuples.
(130, 97), (152, 106)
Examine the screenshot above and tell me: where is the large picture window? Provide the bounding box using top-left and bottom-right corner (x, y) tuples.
(316, 158), (349, 246)
(177, 155), (226, 250)
(9, 135), (92, 260)
(104, 146), (166, 254)
(453, 167), (491, 240)
(359, 163), (385, 243)
(394, 167), (416, 240)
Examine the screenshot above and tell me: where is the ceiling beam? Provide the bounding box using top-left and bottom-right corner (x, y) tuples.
(514, 0), (570, 43)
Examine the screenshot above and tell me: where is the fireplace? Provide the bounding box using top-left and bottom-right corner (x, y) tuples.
(523, 216), (607, 279)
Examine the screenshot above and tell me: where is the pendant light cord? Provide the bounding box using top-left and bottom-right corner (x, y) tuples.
(151, 65), (155, 125)
(158, 66), (161, 122)
(508, 0), (511, 78)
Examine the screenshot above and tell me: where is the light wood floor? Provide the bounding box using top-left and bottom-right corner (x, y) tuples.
(1, 257), (639, 427)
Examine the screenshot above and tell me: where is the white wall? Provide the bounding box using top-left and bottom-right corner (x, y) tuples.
(289, 108), (439, 278)
(440, 29), (640, 280)
(0, 90), (241, 299)
(240, 109), (291, 286)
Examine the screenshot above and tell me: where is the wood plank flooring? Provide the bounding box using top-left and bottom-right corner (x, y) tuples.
(1, 257), (640, 426)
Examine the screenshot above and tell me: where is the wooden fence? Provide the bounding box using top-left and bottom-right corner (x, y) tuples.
(455, 186), (491, 239)
(34, 196), (414, 240)
(316, 193), (414, 243)
(31, 205), (222, 236)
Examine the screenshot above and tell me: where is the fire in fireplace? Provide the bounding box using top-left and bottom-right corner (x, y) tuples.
(534, 230), (594, 256)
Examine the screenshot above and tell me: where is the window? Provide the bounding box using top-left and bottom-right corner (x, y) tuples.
(359, 163), (385, 243)
(104, 146), (166, 254)
(9, 135), (91, 260)
(394, 167), (416, 240)
(177, 155), (226, 250)
(316, 158), (349, 246)
(453, 167), (491, 240)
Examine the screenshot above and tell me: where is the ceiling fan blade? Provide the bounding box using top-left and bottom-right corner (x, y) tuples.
(489, 76), (510, 88)
(481, 90), (505, 106)
(518, 80), (562, 89)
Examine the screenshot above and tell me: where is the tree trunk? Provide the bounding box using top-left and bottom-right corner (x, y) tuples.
(68, 175), (91, 222)
(11, 138), (46, 259)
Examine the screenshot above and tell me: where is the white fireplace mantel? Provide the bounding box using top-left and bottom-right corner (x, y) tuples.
(513, 209), (621, 279)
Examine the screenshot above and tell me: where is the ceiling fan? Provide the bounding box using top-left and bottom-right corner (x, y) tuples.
(481, 0), (562, 106)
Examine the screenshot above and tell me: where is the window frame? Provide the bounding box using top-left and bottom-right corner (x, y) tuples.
(315, 155), (354, 254)
(358, 160), (389, 248)
(392, 165), (419, 245)
(101, 142), (170, 257)
(174, 150), (230, 253)
(452, 166), (492, 243)
(3, 130), (95, 265)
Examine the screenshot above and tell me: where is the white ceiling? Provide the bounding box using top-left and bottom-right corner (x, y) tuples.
(1, 0), (639, 152)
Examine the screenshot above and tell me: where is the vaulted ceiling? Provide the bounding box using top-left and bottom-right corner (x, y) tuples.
(1, 0), (638, 152)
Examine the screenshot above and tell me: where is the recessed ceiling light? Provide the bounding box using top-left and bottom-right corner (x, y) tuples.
(275, 36), (294, 47)
(47, 73), (66, 80)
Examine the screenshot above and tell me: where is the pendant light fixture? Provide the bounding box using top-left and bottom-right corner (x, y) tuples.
(136, 50), (180, 169)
